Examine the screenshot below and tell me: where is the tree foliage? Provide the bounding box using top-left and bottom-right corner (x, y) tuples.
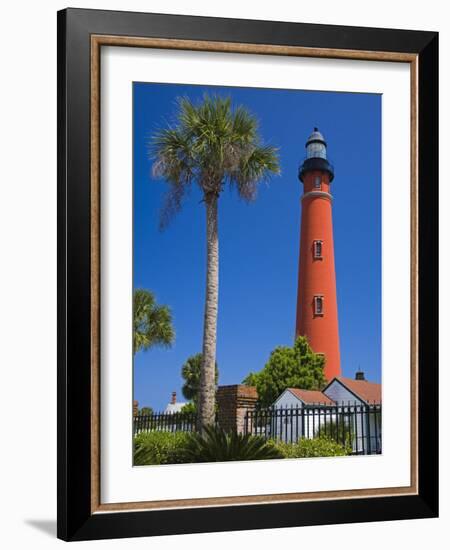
(138, 406), (153, 416)
(181, 353), (219, 403)
(180, 402), (197, 415)
(133, 288), (175, 354)
(243, 336), (327, 407)
(150, 94), (281, 230)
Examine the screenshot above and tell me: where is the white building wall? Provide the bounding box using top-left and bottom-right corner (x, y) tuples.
(323, 380), (381, 454)
(274, 390), (304, 409)
(272, 390), (303, 442)
(323, 380), (363, 405)
(272, 390), (335, 443)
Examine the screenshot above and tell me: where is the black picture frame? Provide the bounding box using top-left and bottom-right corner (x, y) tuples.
(57, 7), (438, 541)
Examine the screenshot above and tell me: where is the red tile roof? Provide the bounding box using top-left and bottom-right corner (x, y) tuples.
(287, 388), (335, 405)
(334, 377), (382, 404)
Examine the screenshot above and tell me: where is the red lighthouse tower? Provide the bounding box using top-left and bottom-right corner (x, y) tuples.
(295, 128), (341, 380)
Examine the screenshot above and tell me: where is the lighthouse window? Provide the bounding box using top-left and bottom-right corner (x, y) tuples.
(314, 295), (324, 316)
(313, 240), (323, 259)
(314, 176), (321, 189)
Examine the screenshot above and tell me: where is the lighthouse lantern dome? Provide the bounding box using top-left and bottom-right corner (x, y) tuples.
(306, 128), (327, 159)
(299, 127), (335, 183)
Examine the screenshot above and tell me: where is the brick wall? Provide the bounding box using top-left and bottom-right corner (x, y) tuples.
(216, 385), (258, 433)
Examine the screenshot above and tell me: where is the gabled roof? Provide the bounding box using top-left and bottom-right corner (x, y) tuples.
(326, 377), (382, 404)
(287, 388), (335, 405)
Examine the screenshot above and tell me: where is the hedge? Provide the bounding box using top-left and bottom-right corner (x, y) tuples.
(274, 436), (351, 458)
(134, 432), (351, 466)
(134, 431), (190, 465)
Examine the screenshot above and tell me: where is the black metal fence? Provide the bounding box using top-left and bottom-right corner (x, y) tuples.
(244, 403), (382, 455)
(133, 412), (197, 435)
(133, 403), (382, 455)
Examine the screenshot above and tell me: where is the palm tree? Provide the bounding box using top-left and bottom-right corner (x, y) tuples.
(182, 353), (219, 403)
(151, 94), (280, 428)
(133, 288), (175, 354)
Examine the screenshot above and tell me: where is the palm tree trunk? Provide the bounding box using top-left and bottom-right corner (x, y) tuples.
(198, 193), (219, 430)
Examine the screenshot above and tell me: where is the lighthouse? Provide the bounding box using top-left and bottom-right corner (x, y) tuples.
(295, 128), (341, 380)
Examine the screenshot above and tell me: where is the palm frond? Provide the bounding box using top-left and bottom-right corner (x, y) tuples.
(231, 105), (258, 144)
(133, 289), (175, 354)
(234, 144), (280, 201)
(150, 93), (281, 225)
(150, 127), (195, 229)
(181, 425), (283, 462)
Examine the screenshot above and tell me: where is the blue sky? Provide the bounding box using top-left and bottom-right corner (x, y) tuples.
(133, 82), (381, 411)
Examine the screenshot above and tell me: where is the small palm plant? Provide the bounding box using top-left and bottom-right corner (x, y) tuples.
(182, 425), (283, 462)
(151, 95), (280, 429)
(181, 353), (219, 403)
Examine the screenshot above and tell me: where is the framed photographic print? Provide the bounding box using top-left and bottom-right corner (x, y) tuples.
(57, 8), (438, 541)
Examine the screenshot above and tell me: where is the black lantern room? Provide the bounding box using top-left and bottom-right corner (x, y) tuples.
(298, 127), (335, 183)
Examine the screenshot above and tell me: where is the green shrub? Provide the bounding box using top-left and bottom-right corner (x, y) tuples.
(182, 425), (284, 462)
(133, 431), (190, 465)
(180, 402), (197, 414)
(314, 417), (353, 448)
(274, 436), (351, 458)
(134, 431), (350, 466)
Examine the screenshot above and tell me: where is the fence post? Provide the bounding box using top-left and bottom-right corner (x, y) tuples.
(366, 404), (372, 454)
(373, 403), (380, 453)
